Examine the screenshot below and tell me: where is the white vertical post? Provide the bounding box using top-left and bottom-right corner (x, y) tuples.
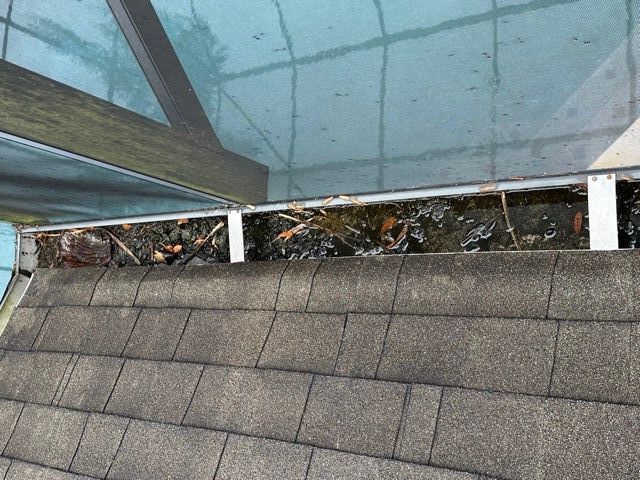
(227, 209), (245, 263)
(587, 174), (618, 251)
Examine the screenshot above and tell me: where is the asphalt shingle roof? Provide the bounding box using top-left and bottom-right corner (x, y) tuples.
(0, 250), (639, 479)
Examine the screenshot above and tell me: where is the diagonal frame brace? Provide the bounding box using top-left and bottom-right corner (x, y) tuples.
(106, 0), (221, 148)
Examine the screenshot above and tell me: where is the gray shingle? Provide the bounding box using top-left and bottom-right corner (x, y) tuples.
(5, 460), (92, 479)
(122, 308), (190, 361)
(216, 434), (312, 480)
(298, 376), (406, 457)
(0, 350), (71, 404)
(430, 388), (546, 480)
(549, 251), (640, 321)
(70, 414), (128, 478)
(183, 366), (312, 442)
(394, 385), (442, 464)
(551, 321), (635, 404)
(306, 258), (360, 313)
(107, 420), (225, 480)
(91, 266), (150, 307)
(377, 315), (556, 395)
(306, 256), (403, 314)
(105, 359), (202, 424)
(172, 261), (288, 310)
(334, 314), (389, 379)
(35, 306), (139, 356)
(58, 356), (124, 412)
(4, 403), (87, 471)
(133, 266), (183, 308)
(174, 310), (274, 367)
(307, 449), (478, 480)
(20, 267), (106, 308)
(394, 251), (556, 318)
(0, 458), (9, 478)
(540, 398), (640, 480)
(257, 312), (345, 374)
(0, 400), (23, 452)
(275, 260), (320, 311)
(0, 307), (49, 350)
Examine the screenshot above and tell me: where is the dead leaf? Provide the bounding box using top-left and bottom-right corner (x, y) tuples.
(287, 202), (305, 213)
(162, 244), (183, 254)
(338, 195), (351, 202)
(193, 237), (206, 246)
(277, 224), (305, 241)
(508, 176), (525, 180)
(573, 211), (583, 235)
(153, 250), (167, 263)
(386, 225), (409, 249)
(322, 196), (335, 205)
(380, 216), (397, 235)
(177, 218), (189, 225)
(121, 224), (133, 231)
(619, 173), (634, 182)
(349, 196), (365, 206)
(479, 182), (497, 193)
(245, 204), (256, 210)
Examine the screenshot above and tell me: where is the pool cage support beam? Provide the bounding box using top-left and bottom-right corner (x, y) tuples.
(227, 209), (245, 263)
(106, 0), (221, 148)
(587, 174), (619, 251)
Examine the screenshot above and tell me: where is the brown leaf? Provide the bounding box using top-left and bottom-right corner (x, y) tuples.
(385, 225), (409, 250)
(177, 218), (189, 225)
(163, 244), (183, 254)
(277, 224), (305, 241)
(121, 224), (133, 231)
(380, 216), (397, 235)
(322, 196), (335, 205)
(153, 250), (167, 263)
(573, 211), (583, 235)
(193, 237), (205, 246)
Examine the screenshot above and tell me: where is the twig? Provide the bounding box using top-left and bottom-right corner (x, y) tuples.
(501, 191), (522, 251)
(103, 229), (141, 265)
(180, 221), (225, 265)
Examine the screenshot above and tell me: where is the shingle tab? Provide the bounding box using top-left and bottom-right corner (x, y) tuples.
(275, 260), (320, 311)
(551, 321), (636, 404)
(549, 251), (640, 321)
(0, 400), (23, 452)
(174, 310), (274, 367)
(107, 420), (225, 480)
(298, 376), (406, 457)
(0, 350), (71, 404)
(183, 366), (312, 442)
(334, 314), (389, 379)
(0, 458), (9, 478)
(216, 435), (312, 480)
(58, 356), (124, 412)
(20, 267), (106, 307)
(307, 449), (478, 480)
(0, 307), (49, 350)
(5, 460), (92, 479)
(133, 266), (183, 308)
(4, 403), (87, 471)
(431, 388), (546, 480)
(172, 262), (288, 310)
(35, 307), (139, 356)
(122, 308), (190, 361)
(258, 312), (345, 374)
(70, 414), (128, 479)
(394, 384), (442, 464)
(105, 359), (202, 424)
(540, 398), (640, 480)
(377, 315), (556, 395)
(394, 251), (556, 318)
(91, 266), (150, 307)
(306, 256), (402, 314)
